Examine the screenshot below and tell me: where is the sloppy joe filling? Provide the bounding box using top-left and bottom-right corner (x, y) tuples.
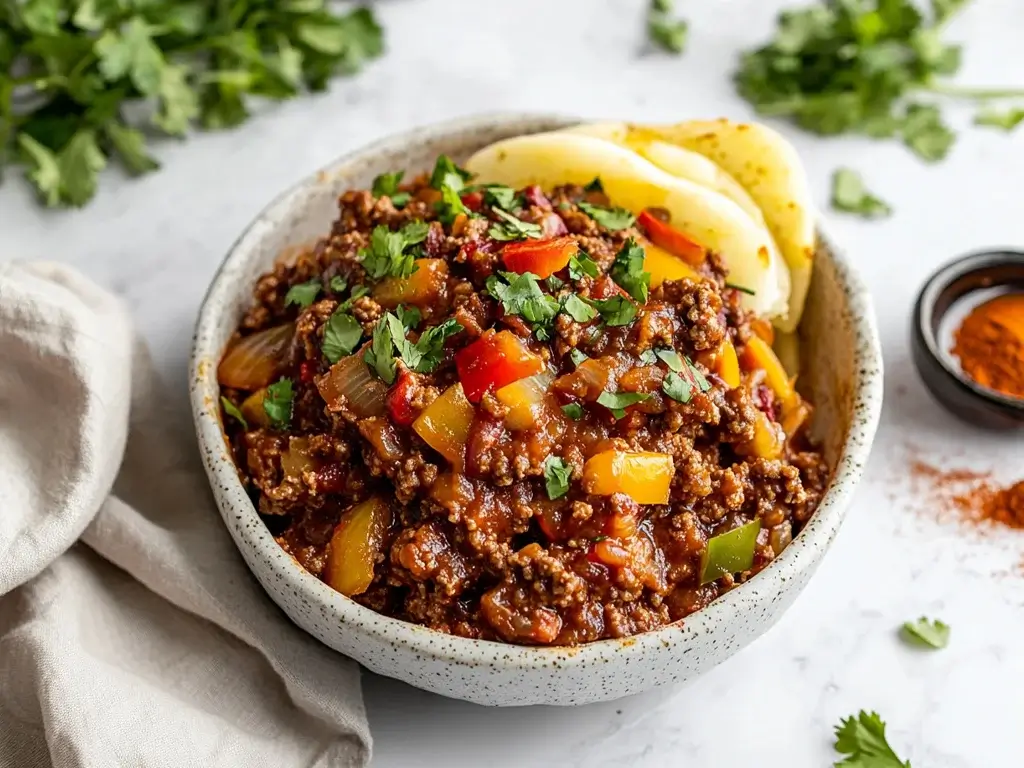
(219, 158), (828, 645)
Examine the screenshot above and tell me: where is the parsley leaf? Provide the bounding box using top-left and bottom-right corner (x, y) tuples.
(322, 311), (362, 364)
(648, 0), (688, 55)
(975, 106), (1024, 131)
(900, 617), (950, 649)
(833, 711), (911, 768)
(285, 279), (322, 308)
(831, 169), (893, 218)
(429, 154), (472, 192)
(561, 294), (598, 323)
(396, 304), (422, 330)
(263, 378), (294, 429)
(568, 252), (601, 281)
(578, 201), (636, 231)
(220, 396), (248, 431)
(610, 238), (650, 304)
(364, 318), (397, 384)
(361, 222), (429, 280)
(597, 391), (650, 419)
(561, 403), (585, 420)
(488, 208), (543, 241)
(586, 296), (637, 327)
(543, 456), (572, 500)
(487, 272), (560, 326)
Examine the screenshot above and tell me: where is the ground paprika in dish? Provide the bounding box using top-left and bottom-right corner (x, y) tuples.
(951, 292), (1024, 399)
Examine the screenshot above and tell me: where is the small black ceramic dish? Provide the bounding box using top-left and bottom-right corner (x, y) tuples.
(912, 249), (1024, 429)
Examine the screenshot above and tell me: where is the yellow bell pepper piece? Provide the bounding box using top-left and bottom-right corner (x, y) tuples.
(743, 336), (797, 409)
(582, 450), (674, 505)
(716, 339), (741, 389)
(495, 372), (554, 430)
(643, 242), (700, 289)
(744, 411), (785, 460)
(324, 497), (392, 597)
(413, 383), (475, 468)
(374, 258), (449, 308)
(240, 388), (270, 428)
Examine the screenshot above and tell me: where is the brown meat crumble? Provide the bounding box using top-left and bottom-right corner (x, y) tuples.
(219, 160), (828, 646)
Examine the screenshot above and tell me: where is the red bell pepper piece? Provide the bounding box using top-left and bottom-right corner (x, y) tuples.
(460, 191), (484, 212)
(455, 330), (544, 402)
(637, 210), (706, 267)
(501, 236), (578, 279)
(386, 370), (419, 427)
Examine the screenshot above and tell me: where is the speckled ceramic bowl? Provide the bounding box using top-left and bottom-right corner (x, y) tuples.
(190, 113), (883, 707)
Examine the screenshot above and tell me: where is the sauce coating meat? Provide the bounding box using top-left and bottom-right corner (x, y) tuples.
(219, 158), (829, 645)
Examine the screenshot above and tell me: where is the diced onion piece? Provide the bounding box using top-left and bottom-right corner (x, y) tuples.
(316, 354), (388, 417)
(741, 411), (785, 460)
(716, 339), (741, 389)
(582, 450), (674, 505)
(413, 383), (475, 467)
(240, 388), (270, 428)
(280, 436), (315, 481)
(643, 241), (701, 289)
(701, 519), (761, 584)
(769, 521), (792, 556)
(495, 371), (555, 430)
(217, 323), (293, 390)
(742, 336), (797, 410)
(373, 258), (448, 308)
(324, 497), (392, 596)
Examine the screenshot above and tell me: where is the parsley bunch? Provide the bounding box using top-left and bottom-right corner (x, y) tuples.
(736, 0), (1024, 161)
(1, 1), (383, 207)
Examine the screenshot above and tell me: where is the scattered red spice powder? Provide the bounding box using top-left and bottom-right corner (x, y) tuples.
(907, 460), (1024, 530)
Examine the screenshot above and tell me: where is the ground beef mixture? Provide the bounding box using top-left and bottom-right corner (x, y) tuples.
(219, 162), (829, 646)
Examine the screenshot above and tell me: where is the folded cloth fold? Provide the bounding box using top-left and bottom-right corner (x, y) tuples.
(0, 262), (371, 768)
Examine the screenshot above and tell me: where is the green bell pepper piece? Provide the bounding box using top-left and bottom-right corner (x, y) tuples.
(700, 519), (761, 584)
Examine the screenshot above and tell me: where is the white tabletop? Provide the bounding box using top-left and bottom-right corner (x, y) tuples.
(4, 1), (1024, 765)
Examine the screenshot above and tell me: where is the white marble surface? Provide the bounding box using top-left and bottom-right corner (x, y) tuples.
(4, 0), (1024, 764)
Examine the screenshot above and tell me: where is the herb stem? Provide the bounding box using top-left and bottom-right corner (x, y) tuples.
(922, 82), (1024, 100)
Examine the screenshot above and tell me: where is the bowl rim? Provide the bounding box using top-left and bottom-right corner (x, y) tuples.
(190, 112), (884, 667)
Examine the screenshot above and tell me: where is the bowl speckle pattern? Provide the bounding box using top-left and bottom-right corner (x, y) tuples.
(189, 113), (883, 707)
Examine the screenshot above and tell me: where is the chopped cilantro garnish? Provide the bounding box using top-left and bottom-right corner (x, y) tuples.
(361, 221), (429, 280)
(338, 285), (370, 312)
(648, 0), (688, 55)
(569, 348), (589, 368)
(429, 155), (472, 192)
(396, 304), (422, 330)
(543, 456), (572, 500)
(480, 184), (520, 211)
(263, 378), (294, 429)
(568, 252), (600, 281)
(662, 357), (711, 403)
(363, 319), (397, 384)
(583, 176), (604, 193)
(975, 106), (1024, 131)
(902, 103), (955, 162)
(366, 313), (463, 381)
(610, 238), (650, 303)
(437, 184), (470, 224)
(487, 272), (559, 326)
(561, 403), (585, 420)
(284, 279), (322, 308)
(833, 711), (912, 768)
(900, 617), (950, 649)
(578, 201), (636, 231)
(655, 348), (684, 372)
(638, 349), (658, 365)
(586, 295), (637, 326)
(372, 170), (403, 198)
(329, 275), (348, 294)
(321, 311), (362, 364)
(662, 371), (694, 403)
(596, 390), (650, 419)
(560, 294), (598, 323)
(220, 396), (248, 431)
(545, 274), (566, 291)
(831, 169), (892, 219)
(488, 208), (543, 241)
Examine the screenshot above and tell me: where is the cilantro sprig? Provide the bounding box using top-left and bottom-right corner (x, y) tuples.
(543, 457), (572, 500)
(578, 201), (636, 231)
(647, 0), (688, 55)
(831, 169), (893, 218)
(597, 390), (650, 419)
(4, 3), (384, 208)
(361, 222), (429, 280)
(263, 378), (294, 430)
(487, 271), (560, 327)
(363, 312), (463, 383)
(833, 711), (912, 768)
(610, 238), (650, 303)
(372, 171), (410, 207)
(488, 209), (542, 241)
(736, 0), (1024, 162)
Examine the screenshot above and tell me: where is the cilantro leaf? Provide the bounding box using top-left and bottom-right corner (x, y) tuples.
(975, 106), (1024, 131)
(662, 371), (694, 403)
(480, 184), (520, 211)
(648, 0), (688, 55)
(429, 154), (472, 192)
(95, 17), (165, 96)
(263, 378), (294, 429)
(561, 403), (585, 420)
(831, 168), (893, 218)
(361, 222), (428, 280)
(18, 131), (107, 208)
(901, 103), (955, 162)
(104, 123), (159, 175)
(220, 396), (248, 431)
(405, 317), (463, 373)
(396, 304), (422, 330)
(568, 252), (600, 281)
(372, 170), (403, 197)
(487, 272), (560, 326)
(338, 285), (370, 311)
(436, 184), (470, 224)
(596, 390), (650, 419)
(560, 294), (598, 323)
(543, 456), (573, 500)
(371, 313), (462, 377)
(833, 711), (911, 768)
(655, 348), (684, 372)
(578, 201), (636, 231)
(569, 349), (589, 367)
(900, 617), (950, 649)
(639, 349), (658, 365)
(610, 238), (650, 304)
(285, 279), (322, 308)
(329, 275), (348, 294)
(364, 318), (397, 384)
(322, 311), (362, 364)
(586, 295), (637, 327)
(488, 208), (543, 241)
(545, 274), (566, 291)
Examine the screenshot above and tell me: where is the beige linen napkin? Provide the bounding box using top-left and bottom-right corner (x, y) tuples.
(0, 262), (371, 767)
